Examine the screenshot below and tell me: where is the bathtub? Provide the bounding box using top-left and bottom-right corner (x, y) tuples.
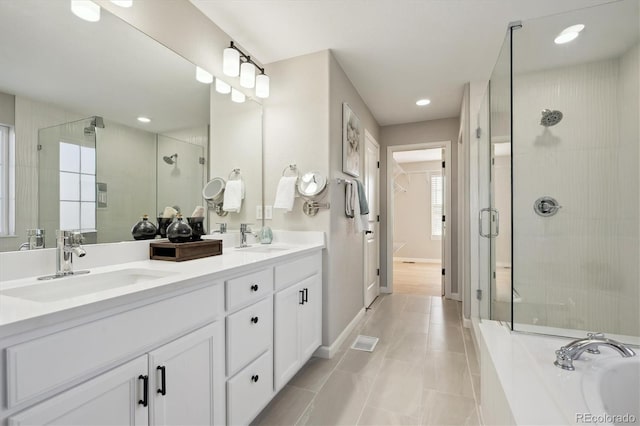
(475, 320), (639, 425)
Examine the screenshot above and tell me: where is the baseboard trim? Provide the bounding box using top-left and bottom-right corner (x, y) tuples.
(380, 287), (392, 294)
(393, 257), (441, 264)
(313, 307), (366, 359)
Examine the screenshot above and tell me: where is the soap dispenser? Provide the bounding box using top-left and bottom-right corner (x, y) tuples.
(131, 215), (158, 240)
(166, 214), (192, 243)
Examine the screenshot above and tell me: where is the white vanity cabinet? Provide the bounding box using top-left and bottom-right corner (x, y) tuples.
(273, 252), (322, 391)
(8, 322), (223, 426)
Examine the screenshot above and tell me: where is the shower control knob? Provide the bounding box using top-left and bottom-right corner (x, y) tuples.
(534, 196), (562, 217)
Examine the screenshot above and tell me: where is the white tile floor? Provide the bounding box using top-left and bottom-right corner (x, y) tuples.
(253, 293), (482, 425)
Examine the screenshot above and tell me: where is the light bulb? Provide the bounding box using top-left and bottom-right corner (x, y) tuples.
(416, 99), (431, 106)
(231, 88), (245, 103)
(137, 116), (151, 123)
(71, 0), (100, 22)
(240, 62), (256, 88)
(215, 78), (231, 94)
(555, 24), (585, 44)
(110, 0), (132, 7)
(195, 66), (213, 84)
(255, 73), (270, 98)
(223, 48), (240, 77)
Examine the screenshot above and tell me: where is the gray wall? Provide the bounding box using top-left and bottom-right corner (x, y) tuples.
(0, 92), (15, 125)
(380, 118), (460, 291)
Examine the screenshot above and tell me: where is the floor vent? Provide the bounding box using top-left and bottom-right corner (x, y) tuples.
(351, 335), (379, 352)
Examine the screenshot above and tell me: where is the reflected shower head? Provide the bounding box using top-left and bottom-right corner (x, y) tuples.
(163, 153), (178, 165)
(540, 109), (563, 127)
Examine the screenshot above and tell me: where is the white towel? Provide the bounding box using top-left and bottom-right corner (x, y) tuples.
(223, 180), (244, 212)
(274, 176), (298, 211)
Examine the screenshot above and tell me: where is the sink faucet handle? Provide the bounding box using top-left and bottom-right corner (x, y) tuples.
(586, 332), (604, 354)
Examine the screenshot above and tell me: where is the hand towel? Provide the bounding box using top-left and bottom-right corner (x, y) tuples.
(345, 181), (355, 218)
(274, 176), (298, 211)
(223, 180), (244, 212)
(355, 179), (370, 215)
(191, 205), (205, 218)
(353, 182), (365, 233)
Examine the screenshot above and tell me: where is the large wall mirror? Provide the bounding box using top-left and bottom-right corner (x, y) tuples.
(0, 0), (263, 251)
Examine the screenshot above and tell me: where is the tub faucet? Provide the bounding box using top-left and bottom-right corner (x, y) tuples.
(554, 332), (636, 371)
(38, 230), (90, 280)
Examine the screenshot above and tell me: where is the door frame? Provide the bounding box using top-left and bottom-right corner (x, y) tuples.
(363, 129), (380, 307)
(385, 140), (454, 299)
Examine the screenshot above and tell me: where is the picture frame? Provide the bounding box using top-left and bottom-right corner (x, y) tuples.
(342, 102), (361, 177)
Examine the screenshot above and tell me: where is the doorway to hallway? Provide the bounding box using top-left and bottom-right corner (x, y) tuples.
(386, 141), (452, 298)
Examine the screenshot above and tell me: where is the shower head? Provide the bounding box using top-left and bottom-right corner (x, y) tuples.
(163, 153), (178, 165)
(540, 109), (563, 127)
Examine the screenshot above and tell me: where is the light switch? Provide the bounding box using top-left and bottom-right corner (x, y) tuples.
(256, 205), (263, 220)
(265, 205), (273, 220)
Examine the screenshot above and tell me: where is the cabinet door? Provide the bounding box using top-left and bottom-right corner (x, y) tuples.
(274, 281), (303, 391)
(299, 274), (322, 362)
(149, 322), (224, 426)
(8, 356), (148, 426)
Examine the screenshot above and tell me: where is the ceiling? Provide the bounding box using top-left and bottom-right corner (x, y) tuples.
(191, 0), (616, 126)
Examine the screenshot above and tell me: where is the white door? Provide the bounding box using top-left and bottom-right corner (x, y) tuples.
(441, 148), (446, 297)
(9, 356), (148, 426)
(363, 132), (380, 307)
(149, 322), (222, 426)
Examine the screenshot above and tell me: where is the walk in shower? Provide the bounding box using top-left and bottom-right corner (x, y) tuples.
(478, 0), (639, 340)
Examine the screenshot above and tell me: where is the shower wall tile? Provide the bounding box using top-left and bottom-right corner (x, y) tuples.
(511, 50), (639, 337)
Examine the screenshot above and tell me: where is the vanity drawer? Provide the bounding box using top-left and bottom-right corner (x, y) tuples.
(5, 283), (223, 408)
(275, 251), (322, 291)
(227, 350), (273, 426)
(226, 296), (273, 376)
(226, 268), (273, 312)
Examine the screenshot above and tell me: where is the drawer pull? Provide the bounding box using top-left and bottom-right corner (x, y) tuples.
(299, 289), (305, 305)
(303, 288), (309, 303)
(251, 316), (259, 324)
(251, 374), (259, 383)
(138, 375), (149, 407)
(250, 284), (259, 292)
(157, 365), (167, 396)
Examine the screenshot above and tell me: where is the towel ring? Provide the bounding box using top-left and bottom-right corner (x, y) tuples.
(228, 168), (242, 181)
(282, 164), (299, 178)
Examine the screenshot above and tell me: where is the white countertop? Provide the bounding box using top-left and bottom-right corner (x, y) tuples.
(0, 231), (324, 339)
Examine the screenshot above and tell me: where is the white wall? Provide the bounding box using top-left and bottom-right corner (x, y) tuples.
(393, 160), (442, 261)
(493, 155), (511, 266)
(512, 51), (639, 336)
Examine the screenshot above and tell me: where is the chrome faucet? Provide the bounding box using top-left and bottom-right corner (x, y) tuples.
(239, 223), (253, 248)
(554, 332), (636, 371)
(38, 230), (90, 280)
(212, 223), (227, 234)
(18, 228), (46, 250)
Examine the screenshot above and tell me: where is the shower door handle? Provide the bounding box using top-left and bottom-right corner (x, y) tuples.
(479, 208), (499, 238)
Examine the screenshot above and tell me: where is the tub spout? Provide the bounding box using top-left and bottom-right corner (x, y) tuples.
(554, 332), (636, 371)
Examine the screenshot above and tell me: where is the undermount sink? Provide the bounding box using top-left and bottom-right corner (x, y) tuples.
(237, 246), (290, 254)
(1, 268), (177, 303)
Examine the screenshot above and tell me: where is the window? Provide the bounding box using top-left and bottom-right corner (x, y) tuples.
(59, 141), (96, 231)
(430, 171), (443, 239)
(0, 124), (15, 236)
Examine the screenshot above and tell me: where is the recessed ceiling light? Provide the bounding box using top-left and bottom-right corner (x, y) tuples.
(71, 0), (100, 22)
(416, 99), (431, 106)
(554, 24), (585, 44)
(110, 0), (133, 7)
(137, 116), (151, 123)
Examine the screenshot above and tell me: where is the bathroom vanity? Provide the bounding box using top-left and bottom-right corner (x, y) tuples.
(0, 234), (324, 425)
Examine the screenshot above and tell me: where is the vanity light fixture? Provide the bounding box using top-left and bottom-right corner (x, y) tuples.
(554, 24), (585, 44)
(215, 78), (231, 94)
(416, 99), (431, 106)
(137, 116), (151, 123)
(196, 66), (213, 84)
(223, 41), (270, 98)
(255, 72), (270, 99)
(71, 0), (100, 22)
(110, 0), (133, 7)
(231, 88), (246, 103)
